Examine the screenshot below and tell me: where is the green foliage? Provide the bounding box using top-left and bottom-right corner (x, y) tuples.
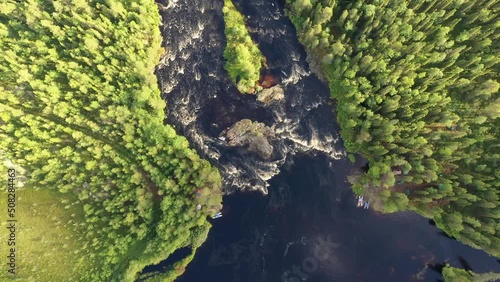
(442, 265), (474, 282)
(223, 0), (265, 93)
(0, 0), (222, 281)
(442, 264), (500, 282)
(347, 154), (356, 163)
(286, 0), (499, 256)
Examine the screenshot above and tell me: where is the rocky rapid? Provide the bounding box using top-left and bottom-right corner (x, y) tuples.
(155, 0), (344, 194)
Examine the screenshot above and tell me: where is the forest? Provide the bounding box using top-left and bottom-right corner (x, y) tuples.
(223, 0), (266, 94)
(285, 0), (499, 257)
(0, 0), (221, 281)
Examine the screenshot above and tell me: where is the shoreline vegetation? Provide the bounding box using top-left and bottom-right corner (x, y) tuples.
(0, 1), (221, 281)
(285, 0), (499, 258)
(222, 0), (266, 94)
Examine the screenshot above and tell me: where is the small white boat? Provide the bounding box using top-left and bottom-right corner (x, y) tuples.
(212, 212), (222, 219)
(357, 196), (364, 207)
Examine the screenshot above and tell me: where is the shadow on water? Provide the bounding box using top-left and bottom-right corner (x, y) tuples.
(428, 262), (446, 282)
(458, 256), (473, 272)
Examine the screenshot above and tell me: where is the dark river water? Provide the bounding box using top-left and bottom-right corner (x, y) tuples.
(153, 0), (500, 281)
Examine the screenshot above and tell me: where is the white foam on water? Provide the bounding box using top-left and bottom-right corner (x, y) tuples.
(282, 63), (310, 85)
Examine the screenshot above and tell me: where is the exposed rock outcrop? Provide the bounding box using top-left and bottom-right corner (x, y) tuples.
(256, 85), (284, 105)
(221, 119), (275, 160)
(306, 53), (328, 84)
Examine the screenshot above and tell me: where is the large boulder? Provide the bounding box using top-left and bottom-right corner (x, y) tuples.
(221, 119), (275, 160)
(256, 85), (284, 105)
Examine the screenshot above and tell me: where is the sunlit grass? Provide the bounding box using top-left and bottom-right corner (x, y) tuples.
(0, 187), (94, 281)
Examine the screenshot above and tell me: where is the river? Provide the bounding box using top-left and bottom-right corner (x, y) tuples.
(153, 0), (500, 281)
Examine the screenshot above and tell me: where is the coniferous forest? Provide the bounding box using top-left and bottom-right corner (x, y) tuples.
(0, 1), (221, 281)
(285, 0), (499, 256)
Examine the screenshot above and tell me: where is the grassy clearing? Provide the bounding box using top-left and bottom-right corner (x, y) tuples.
(0, 187), (94, 281)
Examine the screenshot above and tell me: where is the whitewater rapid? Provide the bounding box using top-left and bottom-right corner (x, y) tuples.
(156, 0), (345, 194)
